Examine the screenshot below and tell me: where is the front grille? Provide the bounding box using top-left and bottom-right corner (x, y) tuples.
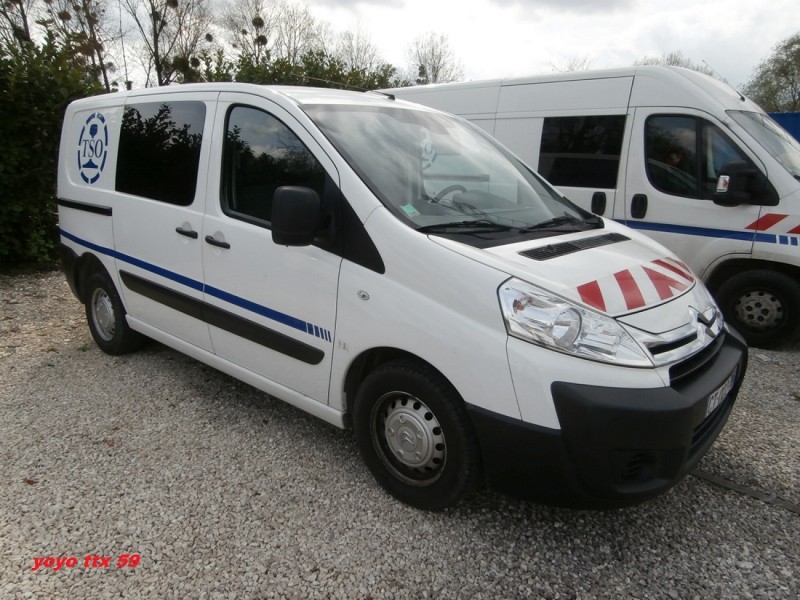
(520, 233), (629, 261)
(668, 332), (726, 387)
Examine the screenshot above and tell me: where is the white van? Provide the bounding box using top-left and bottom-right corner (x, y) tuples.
(58, 83), (747, 510)
(385, 66), (800, 347)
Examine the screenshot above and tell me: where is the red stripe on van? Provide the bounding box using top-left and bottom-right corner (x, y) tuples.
(577, 280), (606, 312)
(788, 224), (800, 234)
(614, 270), (645, 310)
(643, 266), (689, 301)
(744, 214), (788, 231)
(652, 258), (694, 282)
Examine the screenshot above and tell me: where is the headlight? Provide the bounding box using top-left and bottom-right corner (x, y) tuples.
(498, 278), (652, 367)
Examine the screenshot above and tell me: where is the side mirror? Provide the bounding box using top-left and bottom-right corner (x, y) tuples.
(713, 161), (777, 207)
(271, 186), (322, 246)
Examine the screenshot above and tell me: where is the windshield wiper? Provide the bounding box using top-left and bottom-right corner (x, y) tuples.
(520, 215), (602, 232)
(417, 219), (515, 233)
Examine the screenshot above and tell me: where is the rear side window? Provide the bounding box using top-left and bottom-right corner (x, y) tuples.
(538, 115), (626, 188)
(116, 101), (206, 205)
(645, 115), (751, 199)
(222, 105), (325, 224)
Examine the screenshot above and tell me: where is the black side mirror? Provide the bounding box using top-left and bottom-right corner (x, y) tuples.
(713, 161), (777, 207)
(271, 186), (322, 246)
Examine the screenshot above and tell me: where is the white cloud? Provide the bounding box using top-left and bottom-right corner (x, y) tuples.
(306, 0), (799, 87)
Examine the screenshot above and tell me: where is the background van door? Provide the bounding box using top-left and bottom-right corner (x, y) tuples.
(616, 108), (762, 275)
(201, 94), (341, 403)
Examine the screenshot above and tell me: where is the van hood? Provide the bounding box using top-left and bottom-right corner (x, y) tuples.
(430, 223), (697, 318)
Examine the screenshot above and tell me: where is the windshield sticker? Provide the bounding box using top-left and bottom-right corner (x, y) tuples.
(77, 112), (108, 184)
(401, 203), (421, 217)
(420, 128), (437, 170)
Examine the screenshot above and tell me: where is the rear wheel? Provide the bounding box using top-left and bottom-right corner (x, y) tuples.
(716, 270), (800, 347)
(84, 271), (146, 355)
(353, 359), (481, 510)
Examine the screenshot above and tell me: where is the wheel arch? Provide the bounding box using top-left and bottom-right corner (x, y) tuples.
(71, 252), (112, 304)
(705, 258), (800, 294)
(343, 347), (458, 426)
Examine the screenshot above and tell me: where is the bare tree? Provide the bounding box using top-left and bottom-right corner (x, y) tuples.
(274, 0), (324, 65)
(40, 0), (119, 90)
(122, 0), (212, 86)
(634, 50), (715, 77)
(0, 0), (35, 46)
(551, 55), (592, 73)
(334, 26), (381, 72)
(407, 32), (463, 85)
(218, 0), (279, 63)
(217, 0), (325, 66)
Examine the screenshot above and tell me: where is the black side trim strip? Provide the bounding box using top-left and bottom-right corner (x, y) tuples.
(120, 271), (204, 320)
(119, 271), (324, 365)
(58, 198), (113, 216)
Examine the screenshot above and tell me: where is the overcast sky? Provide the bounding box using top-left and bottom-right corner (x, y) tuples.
(307, 0), (798, 88)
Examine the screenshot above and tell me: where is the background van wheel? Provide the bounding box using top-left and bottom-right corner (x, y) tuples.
(353, 360), (481, 510)
(84, 271), (146, 355)
(715, 270), (800, 348)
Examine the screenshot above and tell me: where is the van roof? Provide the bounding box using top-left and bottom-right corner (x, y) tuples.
(384, 66), (763, 115)
(67, 83), (402, 110)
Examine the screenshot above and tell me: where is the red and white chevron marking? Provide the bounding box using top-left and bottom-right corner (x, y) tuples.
(577, 257), (695, 314)
(745, 214), (800, 234)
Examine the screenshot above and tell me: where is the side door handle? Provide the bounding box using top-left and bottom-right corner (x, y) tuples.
(175, 226), (199, 239)
(591, 191), (607, 215)
(631, 194), (648, 219)
(205, 235), (231, 249)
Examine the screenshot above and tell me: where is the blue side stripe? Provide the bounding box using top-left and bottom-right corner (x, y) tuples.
(60, 228), (331, 342)
(618, 220), (758, 242)
(618, 219), (799, 247)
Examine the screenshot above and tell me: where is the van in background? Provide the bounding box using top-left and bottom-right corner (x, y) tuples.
(385, 67), (800, 346)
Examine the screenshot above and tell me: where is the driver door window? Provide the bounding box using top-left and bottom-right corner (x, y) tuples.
(222, 106), (325, 224)
(645, 115), (750, 199)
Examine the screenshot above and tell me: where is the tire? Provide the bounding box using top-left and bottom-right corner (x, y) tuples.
(353, 359), (481, 510)
(715, 270), (800, 348)
(84, 271), (146, 355)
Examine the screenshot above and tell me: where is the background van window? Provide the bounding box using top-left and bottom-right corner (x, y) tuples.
(538, 115), (626, 189)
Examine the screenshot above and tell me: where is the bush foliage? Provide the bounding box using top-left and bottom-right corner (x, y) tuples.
(0, 38), (101, 268)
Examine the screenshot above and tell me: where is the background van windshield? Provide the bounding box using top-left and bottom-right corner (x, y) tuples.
(729, 111), (800, 179)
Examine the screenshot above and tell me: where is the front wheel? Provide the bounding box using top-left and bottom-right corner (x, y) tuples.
(84, 271), (146, 355)
(353, 360), (481, 510)
(715, 270), (800, 347)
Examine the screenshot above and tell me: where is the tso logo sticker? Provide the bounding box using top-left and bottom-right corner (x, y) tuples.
(77, 112), (108, 184)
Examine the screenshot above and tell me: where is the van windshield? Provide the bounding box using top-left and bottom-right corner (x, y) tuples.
(304, 104), (599, 237)
(729, 111), (800, 180)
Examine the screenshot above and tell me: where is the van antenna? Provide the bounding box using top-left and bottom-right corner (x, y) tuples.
(702, 60), (745, 102)
(119, 0), (131, 90)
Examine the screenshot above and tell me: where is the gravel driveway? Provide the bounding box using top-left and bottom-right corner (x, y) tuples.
(1, 270), (798, 599)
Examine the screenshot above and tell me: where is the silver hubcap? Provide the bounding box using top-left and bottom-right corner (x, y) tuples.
(735, 290), (783, 331)
(91, 288), (116, 341)
(373, 392), (446, 485)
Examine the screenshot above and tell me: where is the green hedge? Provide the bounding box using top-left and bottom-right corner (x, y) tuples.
(0, 39), (101, 268)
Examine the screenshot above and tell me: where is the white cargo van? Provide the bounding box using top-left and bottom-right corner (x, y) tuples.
(58, 83), (747, 510)
(385, 66), (800, 347)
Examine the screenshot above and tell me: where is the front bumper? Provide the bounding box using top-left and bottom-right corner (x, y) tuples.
(467, 327), (747, 508)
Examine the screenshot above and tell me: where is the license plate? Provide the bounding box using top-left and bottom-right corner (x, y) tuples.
(705, 369), (736, 418)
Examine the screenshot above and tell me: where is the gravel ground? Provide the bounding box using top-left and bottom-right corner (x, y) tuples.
(1, 269), (798, 599)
